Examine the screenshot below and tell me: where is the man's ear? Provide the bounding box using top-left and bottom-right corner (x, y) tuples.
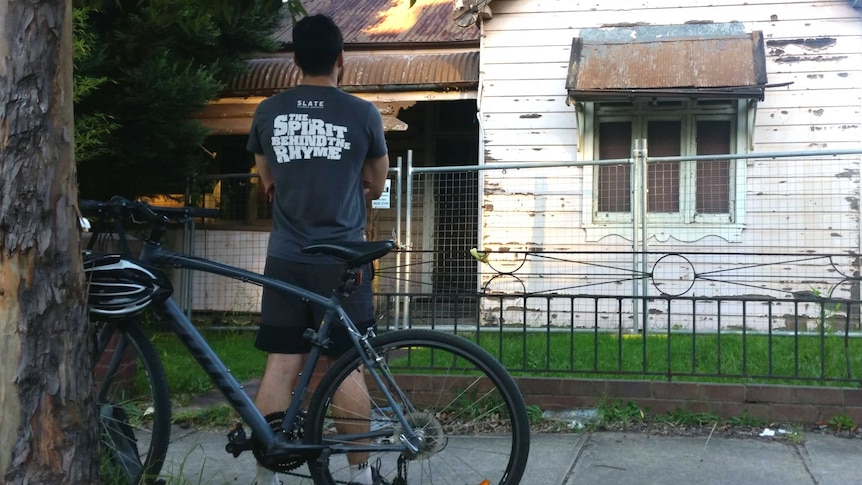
(336, 51), (344, 68)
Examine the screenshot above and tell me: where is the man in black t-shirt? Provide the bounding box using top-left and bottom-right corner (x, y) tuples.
(246, 14), (390, 485)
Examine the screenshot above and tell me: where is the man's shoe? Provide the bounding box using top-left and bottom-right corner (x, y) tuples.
(251, 473), (282, 485)
(346, 461), (391, 485)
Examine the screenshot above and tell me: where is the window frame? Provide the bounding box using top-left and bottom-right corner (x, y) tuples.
(579, 99), (750, 243)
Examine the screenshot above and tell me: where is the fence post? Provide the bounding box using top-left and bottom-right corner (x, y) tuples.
(393, 156), (403, 330)
(630, 138), (650, 332)
(402, 150), (414, 329)
(181, 181), (194, 318)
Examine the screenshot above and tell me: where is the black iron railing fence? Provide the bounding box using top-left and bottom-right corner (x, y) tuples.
(373, 291), (862, 386)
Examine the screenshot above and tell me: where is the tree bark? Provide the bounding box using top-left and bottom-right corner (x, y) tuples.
(0, 1), (97, 483)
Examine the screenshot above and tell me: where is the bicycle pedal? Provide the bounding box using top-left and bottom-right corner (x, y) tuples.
(226, 423), (252, 457)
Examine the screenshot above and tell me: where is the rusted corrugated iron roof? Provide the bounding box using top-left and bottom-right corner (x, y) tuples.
(222, 51), (479, 97)
(567, 23), (768, 101)
(274, 0), (479, 46)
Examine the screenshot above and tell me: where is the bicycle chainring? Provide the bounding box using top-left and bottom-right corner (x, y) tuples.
(251, 411), (307, 473)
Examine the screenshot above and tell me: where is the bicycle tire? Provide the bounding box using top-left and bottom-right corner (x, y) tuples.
(94, 320), (171, 485)
(305, 329), (530, 485)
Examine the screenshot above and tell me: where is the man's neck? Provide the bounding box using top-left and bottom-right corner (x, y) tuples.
(299, 74), (338, 88)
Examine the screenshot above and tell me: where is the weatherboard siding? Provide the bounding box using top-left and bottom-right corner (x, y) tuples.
(477, 0), (862, 321)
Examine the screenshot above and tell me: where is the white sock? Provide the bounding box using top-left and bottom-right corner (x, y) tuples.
(254, 465), (279, 485)
(349, 462), (373, 484)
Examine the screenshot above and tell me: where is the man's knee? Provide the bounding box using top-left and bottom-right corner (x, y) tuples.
(263, 352), (305, 375)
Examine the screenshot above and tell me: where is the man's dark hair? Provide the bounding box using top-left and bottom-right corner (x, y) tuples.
(293, 14), (344, 76)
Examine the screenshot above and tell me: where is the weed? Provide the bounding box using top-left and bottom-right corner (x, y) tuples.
(452, 388), (505, 422)
(784, 423), (805, 444)
(725, 410), (766, 428)
(827, 414), (856, 432)
(158, 443), (210, 485)
(526, 404), (544, 425)
(598, 399), (647, 425)
(664, 408), (718, 426)
(173, 404), (238, 430)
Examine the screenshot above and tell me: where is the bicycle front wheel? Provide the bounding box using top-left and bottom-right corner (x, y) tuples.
(306, 329), (530, 485)
(94, 320), (171, 484)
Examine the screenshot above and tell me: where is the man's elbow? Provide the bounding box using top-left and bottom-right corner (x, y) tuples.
(366, 185), (385, 200)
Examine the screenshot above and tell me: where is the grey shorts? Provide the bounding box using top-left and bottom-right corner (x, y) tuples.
(256, 255), (375, 356)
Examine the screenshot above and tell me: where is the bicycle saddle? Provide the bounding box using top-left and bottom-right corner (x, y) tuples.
(302, 240), (395, 267)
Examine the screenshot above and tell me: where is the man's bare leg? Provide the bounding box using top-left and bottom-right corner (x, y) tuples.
(254, 355), (378, 483)
(329, 361), (380, 483)
(253, 353), (304, 485)
(330, 363), (371, 465)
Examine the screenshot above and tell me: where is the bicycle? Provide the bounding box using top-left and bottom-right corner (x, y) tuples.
(82, 196), (531, 485)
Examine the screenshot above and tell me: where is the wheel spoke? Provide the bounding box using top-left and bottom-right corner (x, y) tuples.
(305, 329), (529, 485)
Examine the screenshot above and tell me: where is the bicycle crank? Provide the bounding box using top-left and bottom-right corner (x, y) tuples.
(251, 411), (308, 472)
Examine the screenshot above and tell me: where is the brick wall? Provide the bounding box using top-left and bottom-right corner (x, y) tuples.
(515, 377), (862, 424)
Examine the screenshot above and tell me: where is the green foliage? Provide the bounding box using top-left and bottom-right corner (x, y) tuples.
(725, 409), (766, 427)
(173, 403), (238, 429)
(598, 399), (647, 425)
(72, 0), (290, 199)
(664, 408), (719, 426)
(526, 404), (544, 425)
(785, 424), (805, 444)
(73, 8), (118, 165)
(152, 330), (267, 400)
(283, 0), (308, 23)
(827, 414), (855, 432)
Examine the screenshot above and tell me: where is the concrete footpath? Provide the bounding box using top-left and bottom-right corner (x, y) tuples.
(157, 425), (862, 485)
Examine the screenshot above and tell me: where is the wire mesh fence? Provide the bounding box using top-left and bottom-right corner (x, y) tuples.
(171, 147), (862, 383)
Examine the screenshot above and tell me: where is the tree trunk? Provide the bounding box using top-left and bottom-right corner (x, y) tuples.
(0, 1), (97, 483)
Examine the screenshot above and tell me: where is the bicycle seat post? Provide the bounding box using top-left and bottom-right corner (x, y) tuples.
(334, 267), (361, 298)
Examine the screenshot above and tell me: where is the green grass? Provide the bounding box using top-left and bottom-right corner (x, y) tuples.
(148, 329), (267, 402)
(151, 328), (862, 402)
(172, 403), (238, 428)
(468, 330), (862, 385)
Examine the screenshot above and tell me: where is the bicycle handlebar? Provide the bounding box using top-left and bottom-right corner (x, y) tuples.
(80, 196), (220, 224)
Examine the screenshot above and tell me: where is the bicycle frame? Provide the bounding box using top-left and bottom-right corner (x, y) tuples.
(133, 238), (423, 457)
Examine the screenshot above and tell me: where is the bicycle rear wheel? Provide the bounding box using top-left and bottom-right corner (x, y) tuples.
(306, 329), (530, 485)
(94, 320), (171, 484)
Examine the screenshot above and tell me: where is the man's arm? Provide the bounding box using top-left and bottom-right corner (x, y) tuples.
(254, 153), (276, 202)
(362, 154), (389, 200)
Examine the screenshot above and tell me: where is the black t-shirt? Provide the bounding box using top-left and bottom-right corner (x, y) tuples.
(248, 85), (388, 262)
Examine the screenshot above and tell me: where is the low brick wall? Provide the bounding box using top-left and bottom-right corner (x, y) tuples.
(515, 377), (862, 424)
(349, 371), (862, 425)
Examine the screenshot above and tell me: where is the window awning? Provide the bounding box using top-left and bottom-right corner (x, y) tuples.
(566, 23), (768, 102)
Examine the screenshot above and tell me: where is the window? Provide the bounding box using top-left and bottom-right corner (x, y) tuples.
(580, 99), (750, 242)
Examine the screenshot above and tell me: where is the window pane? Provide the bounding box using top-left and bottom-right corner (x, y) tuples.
(696, 120), (731, 213)
(597, 121), (632, 212)
(647, 120), (681, 212)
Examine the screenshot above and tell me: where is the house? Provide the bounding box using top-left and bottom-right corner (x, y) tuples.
(182, 0), (483, 314)
(445, 0), (862, 331)
(184, 0), (862, 334)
